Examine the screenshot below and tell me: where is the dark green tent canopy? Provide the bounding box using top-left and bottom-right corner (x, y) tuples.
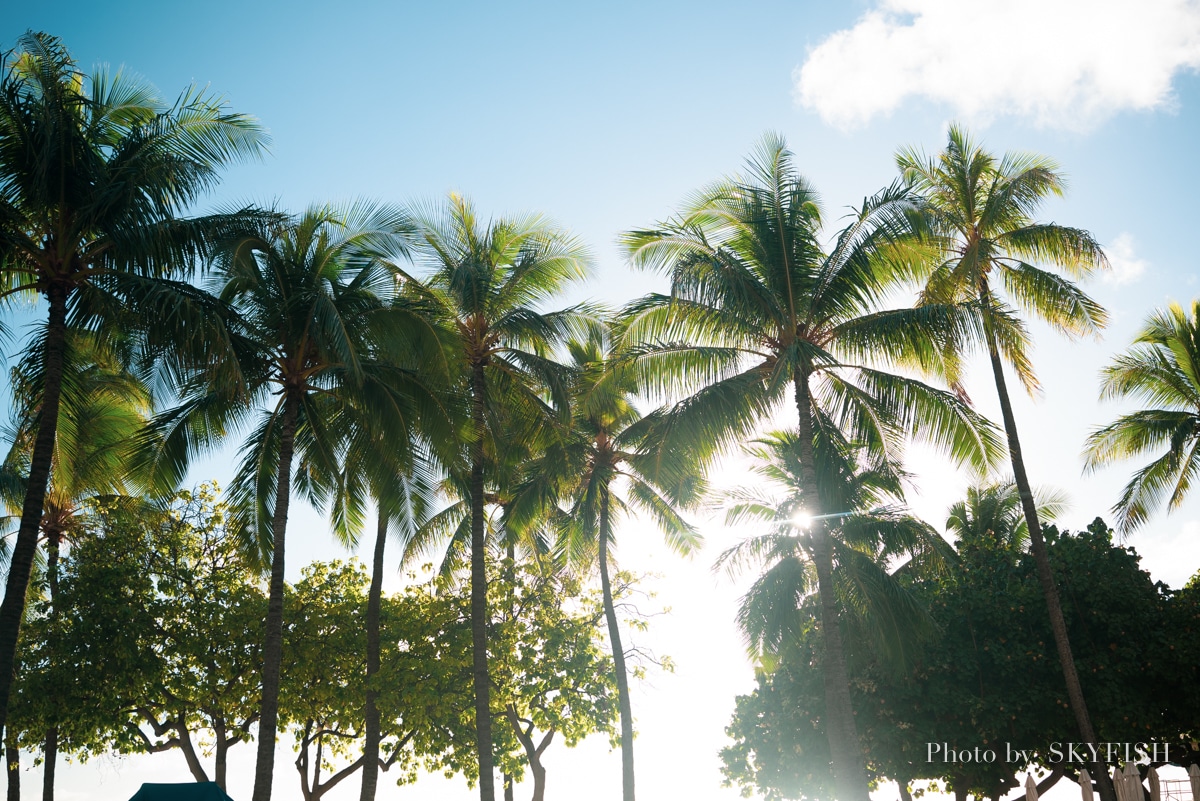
(128, 782), (235, 801)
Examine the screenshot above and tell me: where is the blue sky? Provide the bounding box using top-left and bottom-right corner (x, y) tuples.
(4, 1), (1200, 800)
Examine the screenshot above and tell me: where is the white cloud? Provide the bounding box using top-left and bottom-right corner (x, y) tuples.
(1104, 232), (1149, 285)
(795, 0), (1200, 130)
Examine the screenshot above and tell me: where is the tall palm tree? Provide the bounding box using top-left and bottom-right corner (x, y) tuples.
(1, 332), (156, 801)
(897, 124), (1115, 801)
(314, 347), (453, 801)
(1083, 300), (1200, 531)
(395, 194), (592, 801)
(0, 31), (268, 731)
(512, 325), (704, 801)
(141, 202), (422, 801)
(620, 134), (1000, 801)
(718, 429), (947, 679)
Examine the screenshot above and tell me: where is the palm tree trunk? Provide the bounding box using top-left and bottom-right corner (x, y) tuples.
(5, 734), (17, 801)
(42, 533), (60, 801)
(983, 331), (1116, 801)
(794, 372), (870, 801)
(0, 284), (70, 733)
(469, 362), (496, 801)
(251, 390), (301, 801)
(359, 510), (387, 801)
(598, 486), (635, 801)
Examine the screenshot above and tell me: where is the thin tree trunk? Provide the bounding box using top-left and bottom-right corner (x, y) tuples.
(469, 362), (496, 801)
(179, 724), (210, 783)
(983, 326), (1116, 801)
(215, 733), (228, 791)
(251, 390), (301, 801)
(42, 533), (60, 801)
(38, 730), (53, 801)
(794, 373), (870, 801)
(504, 706), (550, 801)
(0, 285), (70, 734)
(359, 511), (387, 801)
(898, 779), (913, 801)
(5, 735), (17, 801)
(598, 486), (635, 801)
(503, 531), (516, 801)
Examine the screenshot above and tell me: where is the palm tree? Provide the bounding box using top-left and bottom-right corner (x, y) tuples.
(897, 124), (1116, 801)
(513, 325), (704, 801)
(718, 430), (947, 680)
(620, 134), (1000, 801)
(945, 480), (1067, 551)
(1083, 300), (1200, 531)
(0, 31), (268, 731)
(1, 332), (157, 801)
(394, 193), (592, 801)
(313, 348), (453, 801)
(141, 202), (421, 801)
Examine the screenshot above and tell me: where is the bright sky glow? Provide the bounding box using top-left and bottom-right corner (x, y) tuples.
(2, 1), (1199, 800)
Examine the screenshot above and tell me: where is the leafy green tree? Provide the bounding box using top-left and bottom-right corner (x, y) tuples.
(512, 325), (703, 801)
(398, 193), (592, 801)
(490, 560), (620, 801)
(0, 31), (268, 733)
(10, 499), (158, 780)
(898, 125), (1115, 800)
(11, 487), (266, 789)
(281, 560), (473, 801)
(1083, 300), (1200, 531)
(621, 134), (1000, 801)
(722, 518), (1200, 801)
(140, 202), (427, 801)
(127, 486), (266, 790)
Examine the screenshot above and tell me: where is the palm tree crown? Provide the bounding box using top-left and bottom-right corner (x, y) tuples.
(1084, 300), (1200, 531)
(896, 124), (1108, 392)
(718, 430), (945, 672)
(0, 30), (268, 735)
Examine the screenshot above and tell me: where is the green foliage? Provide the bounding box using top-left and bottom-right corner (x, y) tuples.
(280, 559), (474, 797)
(619, 132), (1001, 472)
(1084, 300), (1200, 531)
(490, 561), (619, 758)
(277, 556), (621, 797)
(130, 486), (265, 778)
(10, 486), (265, 781)
(721, 518), (1200, 800)
(897, 124), (1109, 394)
(10, 499), (158, 762)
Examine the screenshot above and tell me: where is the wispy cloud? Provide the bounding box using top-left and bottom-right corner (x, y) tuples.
(795, 0), (1200, 130)
(1103, 233), (1149, 285)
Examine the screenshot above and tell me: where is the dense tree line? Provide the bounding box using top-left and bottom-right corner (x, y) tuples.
(720, 518), (1200, 801)
(2, 30), (1198, 801)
